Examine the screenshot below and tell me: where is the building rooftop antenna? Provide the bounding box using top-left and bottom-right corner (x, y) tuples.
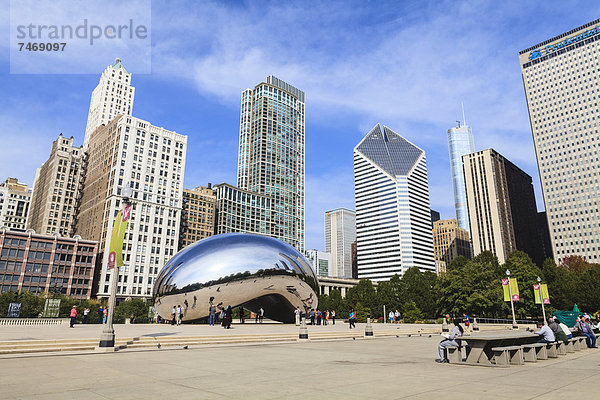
(461, 101), (467, 126)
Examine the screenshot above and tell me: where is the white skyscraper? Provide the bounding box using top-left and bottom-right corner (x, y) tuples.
(304, 249), (332, 277)
(354, 124), (436, 281)
(77, 115), (187, 299)
(84, 58), (135, 149)
(324, 208), (356, 278)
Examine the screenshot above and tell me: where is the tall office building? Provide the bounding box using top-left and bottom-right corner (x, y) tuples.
(236, 76), (305, 251)
(84, 58), (135, 149)
(432, 219), (471, 272)
(304, 249), (332, 277)
(214, 183), (272, 236)
(324, 208), (356, 278)
(0, 178), (30, 230)
(463, 149), (543, 265)
(519, 19), (600, 263)
(354, 124), (436, 281)
(447, 121), (474, 233)
(76, 115), (187, 299)
(28, 134), (85, 236)
(178, 185), (216, 250)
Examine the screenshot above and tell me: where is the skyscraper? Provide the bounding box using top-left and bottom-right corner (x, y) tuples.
(214, 183), (272, 236)
(0, 178), (30, 230)
(304, 249), (332, 277)
(447, 120), (474, 233)
(354, 124), (436, 281)
(463, 149), (543, 265)
(77, 115), (187, 299)
(236, 76), (305, 251)
(324, 208), (356, 278)
(178, 185), (216, 250)
(519, 19), (600, 264)
(84, 58), (135, 149)
(28, 134), (85, 236)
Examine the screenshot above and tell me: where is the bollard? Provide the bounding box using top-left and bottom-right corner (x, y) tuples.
(365, 315), (374, 337)
(298, 316), (309, 341)
(472, 317), (479, 331)
(442, 317), (449, 332)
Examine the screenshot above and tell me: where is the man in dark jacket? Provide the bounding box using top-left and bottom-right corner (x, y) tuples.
(549, 317), (568, 344)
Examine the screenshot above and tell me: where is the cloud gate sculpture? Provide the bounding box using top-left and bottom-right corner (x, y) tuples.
(153, 233), (319, 323)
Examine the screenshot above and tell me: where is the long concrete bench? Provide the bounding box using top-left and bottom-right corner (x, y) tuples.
(522, 343), (546, 362)
(565, 338), (575, 353)
(575, 336), (587, 349)
(556, 341), (567, 355)
(492, 346), (524, 366)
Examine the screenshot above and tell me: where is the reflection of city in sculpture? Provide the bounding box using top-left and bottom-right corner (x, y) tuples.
(153, 233), (319, 323)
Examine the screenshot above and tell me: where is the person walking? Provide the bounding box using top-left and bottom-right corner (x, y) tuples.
(98, 306), (104, 324)
(294, 307), (301, 326)
(171, 306), (177, 325)
(349, 309), (356, 329)
(316, 310), (322, 325)
(176, 305), (183, 326)
(223, 305), (232, 329)
(209, 304), (216, 326)
(258, 307), (264, 323)
(69, 306), (77, 328)
(436, 319), (464, 363)
(309, 309), (315, 325)
(463, 313), (471, 335)
(389, 310), (395, 324)
(102, 307), (108, 324)
(395, 310), (401, 323)
(331, 310), (336, 325)
(325, 310), (329, 326)
(239, 307), (245, 323)
(83, 307), (89, 324)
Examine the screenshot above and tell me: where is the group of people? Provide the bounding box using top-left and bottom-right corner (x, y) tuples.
(68, 306), (104, 328)
(535, 314), (599, 348)
(436, 313), (599, 363)
(305, 309), (336, 326)
(171, 305), (185, 325)
(388, 310), (402, 323)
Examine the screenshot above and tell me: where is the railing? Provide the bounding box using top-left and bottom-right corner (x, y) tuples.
(475, 317), (534, 325)
(0, 318), (69, 326)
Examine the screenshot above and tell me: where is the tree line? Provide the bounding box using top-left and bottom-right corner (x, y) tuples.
(318, 251), (600, 323)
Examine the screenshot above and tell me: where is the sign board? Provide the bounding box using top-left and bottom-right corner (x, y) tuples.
(7, 302), (22, 318)
(43, 298), (61, 318)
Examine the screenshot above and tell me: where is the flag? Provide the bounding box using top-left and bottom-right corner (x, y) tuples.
(502, 278), (519, 301)
(108, 204), (132, 270)
(534, 283), (550, 304)
(541, 284), (550, 304)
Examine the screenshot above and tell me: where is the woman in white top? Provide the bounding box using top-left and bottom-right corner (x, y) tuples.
(436, 319), (464, 363)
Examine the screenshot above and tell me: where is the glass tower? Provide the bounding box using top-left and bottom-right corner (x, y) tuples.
(237, 76), (305, 251)
(447, 123), (474, 233)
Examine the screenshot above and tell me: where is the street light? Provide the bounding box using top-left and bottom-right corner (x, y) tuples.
(537, 276), (547, 325)
(505, 269), (518, 329)
(98, 185), (133, 349)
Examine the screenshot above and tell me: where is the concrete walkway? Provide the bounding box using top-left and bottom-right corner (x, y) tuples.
(0, 334), (597, 399)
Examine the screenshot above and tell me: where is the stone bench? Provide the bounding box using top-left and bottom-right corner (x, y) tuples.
(545, 342), (558, 358)
(575, 336), (587, 349)
(565, 338), (575, 353)
(522, 343), (547, 362)
(556, 341), (567, 355)
(446, 345), (463, 364)
(492, 346), (524, 366)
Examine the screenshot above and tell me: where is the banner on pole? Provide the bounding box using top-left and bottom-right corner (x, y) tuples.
(108, 203), (132, 270)
(502, 278), (519, 301)
(534, 284), (550, 304)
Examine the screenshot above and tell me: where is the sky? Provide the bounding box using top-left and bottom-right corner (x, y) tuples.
(0, 0), (599, 251)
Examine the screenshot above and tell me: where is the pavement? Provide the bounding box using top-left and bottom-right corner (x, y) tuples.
(0, 323), (598, 399)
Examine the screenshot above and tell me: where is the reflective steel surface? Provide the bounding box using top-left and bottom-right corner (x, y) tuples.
(153, 233), (319, 323)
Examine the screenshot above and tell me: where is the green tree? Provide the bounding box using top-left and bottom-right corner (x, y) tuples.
(402, 300), (423, 323)
(398, 267), (437, 318)
(114, 298), (149, 323)
(346, 279), (377, 313)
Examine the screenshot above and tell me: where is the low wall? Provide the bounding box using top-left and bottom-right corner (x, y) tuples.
(0, 318), (69, 326)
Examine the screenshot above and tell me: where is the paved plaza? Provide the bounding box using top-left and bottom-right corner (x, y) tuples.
(0, 324), (598, 399)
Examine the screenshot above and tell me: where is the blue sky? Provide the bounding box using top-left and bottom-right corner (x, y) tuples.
(0, 1), (598, 250)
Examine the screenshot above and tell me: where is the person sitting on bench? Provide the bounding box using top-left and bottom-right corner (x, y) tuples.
(436, 319), (464, 363)
(532, 321), (555, 344)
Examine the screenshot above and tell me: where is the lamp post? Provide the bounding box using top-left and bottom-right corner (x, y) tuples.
(506, 269), (518, 329)
(98, 186), (133, 349)
(537, 276), (547, 325)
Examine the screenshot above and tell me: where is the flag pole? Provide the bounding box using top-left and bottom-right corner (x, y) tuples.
(506, 270), (518, 330)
